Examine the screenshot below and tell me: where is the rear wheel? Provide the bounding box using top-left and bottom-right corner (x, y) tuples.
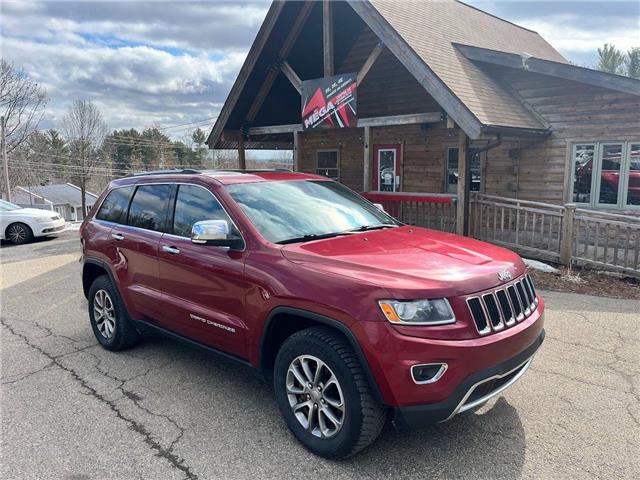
(274, 326), (386, 459)
(6, 222), (33, 245)
(88, 275), (140, 350)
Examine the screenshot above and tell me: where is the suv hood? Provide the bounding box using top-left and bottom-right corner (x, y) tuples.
(281, 226), (525, 297)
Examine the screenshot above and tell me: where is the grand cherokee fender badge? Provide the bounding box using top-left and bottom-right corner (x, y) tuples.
(498, 270), (512, 282)
(190, 314), (236, 333)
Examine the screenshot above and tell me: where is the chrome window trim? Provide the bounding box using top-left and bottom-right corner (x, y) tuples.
(441, 355), (536, 422)
(94, 181), (246, 252)
(410, 363), (448, 385)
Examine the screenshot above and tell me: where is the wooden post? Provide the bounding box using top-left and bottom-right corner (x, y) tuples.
(363, 126), (371, 192)
(238, 135), (246, 170)
(560, 203), (576, 267)
(293, 131), (300, 171)
(456, 130), (468, 235)
(323, 0), (333, 77)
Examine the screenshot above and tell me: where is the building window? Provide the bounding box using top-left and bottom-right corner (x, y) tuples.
(316, 150), (339, 180)
(571, 141), (639, 208)
(447, 147), (482, 193)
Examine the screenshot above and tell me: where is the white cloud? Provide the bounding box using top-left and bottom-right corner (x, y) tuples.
(520, 15), (639, 53)
(0, 1), (267, 135)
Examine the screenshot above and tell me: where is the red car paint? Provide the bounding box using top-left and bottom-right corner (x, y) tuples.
(80, 171), (544, 420)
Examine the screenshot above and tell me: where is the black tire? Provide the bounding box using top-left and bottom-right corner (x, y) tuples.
(6, 222), (33, 245)
(88, 275), (140, 351)
(274, 326), (386, 459)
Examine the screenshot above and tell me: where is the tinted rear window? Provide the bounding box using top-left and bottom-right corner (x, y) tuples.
(127, 185), (172, 232)
(96, 186), (133, 223)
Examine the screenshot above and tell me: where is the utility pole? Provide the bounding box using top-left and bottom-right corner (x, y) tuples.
(1, 116), (11, 202)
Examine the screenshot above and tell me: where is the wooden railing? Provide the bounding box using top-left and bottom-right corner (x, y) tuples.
(362, 192), (457, 233)
(471, 194), (564, 262)
(471, 193), (640, 277)
(571, 208), (640, 275)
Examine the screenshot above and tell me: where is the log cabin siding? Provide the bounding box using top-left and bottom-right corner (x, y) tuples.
(338, 27), (441, 118)
(488, 67), (640, 205)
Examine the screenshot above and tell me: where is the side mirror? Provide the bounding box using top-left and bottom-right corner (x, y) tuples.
(373, 203), (386, 213)
(191, 220), (243, 249)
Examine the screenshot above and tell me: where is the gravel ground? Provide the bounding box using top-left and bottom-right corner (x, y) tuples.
(1, 232), (639, 479)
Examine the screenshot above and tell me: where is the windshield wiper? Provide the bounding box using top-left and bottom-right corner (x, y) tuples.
(276, 231), (350, 245)
(346, 223), (398, 233)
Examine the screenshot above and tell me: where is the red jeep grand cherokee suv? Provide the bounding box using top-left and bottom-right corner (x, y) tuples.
(80, 169), (544, 458)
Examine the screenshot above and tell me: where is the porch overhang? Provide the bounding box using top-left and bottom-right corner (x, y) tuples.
(455, 43), (640, 97)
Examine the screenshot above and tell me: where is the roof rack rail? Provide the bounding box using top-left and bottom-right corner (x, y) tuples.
(129, 169), (201, 177)
(215, 168), (292, 173)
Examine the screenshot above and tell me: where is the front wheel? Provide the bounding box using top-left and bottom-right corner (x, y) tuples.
(6, 222), (33, 245)
(274, 327), (386, 459)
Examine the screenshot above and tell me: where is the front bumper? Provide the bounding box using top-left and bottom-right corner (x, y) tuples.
(393, 329), (544, 427)
(35, 219), (66, 236)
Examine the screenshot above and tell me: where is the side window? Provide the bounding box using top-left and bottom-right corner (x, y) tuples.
(126, 184), (173, 232)
(316, 150), (339, 180)
(96, 186), (134, 223)
(447, 148), (482, 193)
(172, 185), (231, 237)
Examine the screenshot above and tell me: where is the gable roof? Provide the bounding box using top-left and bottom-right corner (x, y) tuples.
(356, 0), (566, 134)
(207, 0), (610, 145)
(16, 183), (98, 206)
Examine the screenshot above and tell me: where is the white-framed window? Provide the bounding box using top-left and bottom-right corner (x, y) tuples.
(570, 141), (639, 208)
(446, 147), (482, 194)
(315, 150), (339, 181)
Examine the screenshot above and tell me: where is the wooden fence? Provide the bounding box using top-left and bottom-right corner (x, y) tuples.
(471, 193), (640, 277)
(362, 192), (457, 233)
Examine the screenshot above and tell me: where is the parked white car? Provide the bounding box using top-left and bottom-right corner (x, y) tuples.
(0, 199), (66, 245)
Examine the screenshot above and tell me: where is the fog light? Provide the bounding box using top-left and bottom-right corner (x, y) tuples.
(411, 363), (447, 384)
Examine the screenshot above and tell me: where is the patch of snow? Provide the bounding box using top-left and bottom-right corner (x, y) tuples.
(64, 222), (82, 232)
(523, 258), (559, 274)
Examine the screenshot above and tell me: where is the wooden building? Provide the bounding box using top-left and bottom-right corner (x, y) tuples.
(208, 0), (640, 274)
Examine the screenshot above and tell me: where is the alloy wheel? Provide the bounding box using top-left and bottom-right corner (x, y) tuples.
(93, 289), (116, 339)
(286, 354), (345, 438)
(7, 224), (27, 244)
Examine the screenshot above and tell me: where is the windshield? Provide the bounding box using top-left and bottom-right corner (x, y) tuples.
(226, 180), (400, 244)
(0, 199), (21, 211)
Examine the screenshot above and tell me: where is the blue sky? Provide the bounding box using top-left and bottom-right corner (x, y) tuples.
(1, 1), (638, 137)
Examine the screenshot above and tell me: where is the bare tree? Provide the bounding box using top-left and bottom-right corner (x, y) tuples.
(61, 99), (108, 216)
(0, 59), (47, 154)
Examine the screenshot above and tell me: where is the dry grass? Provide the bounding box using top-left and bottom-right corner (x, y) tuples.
(529, 266), (640, 300)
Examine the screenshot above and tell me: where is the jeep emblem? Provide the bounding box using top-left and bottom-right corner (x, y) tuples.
(498, 270), (512, 282)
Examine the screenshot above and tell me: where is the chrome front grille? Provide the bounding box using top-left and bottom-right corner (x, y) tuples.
(466, 274), (539, 335)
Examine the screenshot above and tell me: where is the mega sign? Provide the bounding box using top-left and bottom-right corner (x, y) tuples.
(301, 73), (357, 130)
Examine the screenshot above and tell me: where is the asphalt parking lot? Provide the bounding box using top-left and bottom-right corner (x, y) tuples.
(1, 231), (638, 479)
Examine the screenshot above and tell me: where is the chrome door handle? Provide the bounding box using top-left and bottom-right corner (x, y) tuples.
(162, 245), (181, 255)
(111, 233), (124, 241)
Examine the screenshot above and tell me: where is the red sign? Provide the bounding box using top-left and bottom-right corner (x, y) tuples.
(301, 73), (357, 130)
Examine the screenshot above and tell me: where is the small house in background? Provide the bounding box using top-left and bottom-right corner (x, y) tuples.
(12, 183), (98, 221)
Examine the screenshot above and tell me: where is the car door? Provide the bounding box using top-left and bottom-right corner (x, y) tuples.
(156, 183), (249, 359)
(109, 183), (173, 322)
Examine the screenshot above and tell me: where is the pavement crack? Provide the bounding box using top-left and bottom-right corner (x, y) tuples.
(0, 317), (198, 479)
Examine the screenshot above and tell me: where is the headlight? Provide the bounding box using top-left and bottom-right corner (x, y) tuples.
(36, 217), (53, 223)
(378, 299), (456, 325)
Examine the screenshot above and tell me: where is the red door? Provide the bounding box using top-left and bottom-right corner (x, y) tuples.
(373, 144), (402, 192)
(155, 184), (249, 359)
